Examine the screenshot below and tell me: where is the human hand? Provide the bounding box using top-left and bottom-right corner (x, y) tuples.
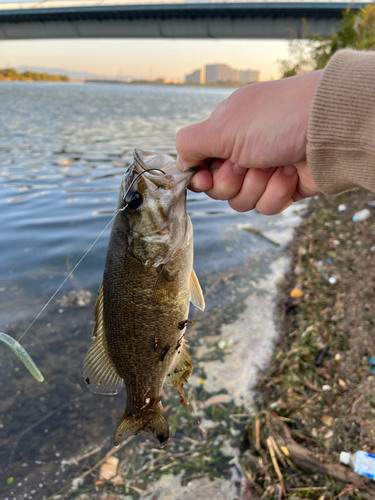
(176, 70), (323, 215)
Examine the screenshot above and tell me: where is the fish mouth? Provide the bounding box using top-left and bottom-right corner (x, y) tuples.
(133, 149), (196, 184)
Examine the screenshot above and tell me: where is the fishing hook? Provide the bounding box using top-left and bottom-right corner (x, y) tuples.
(122, 167), (166, 206)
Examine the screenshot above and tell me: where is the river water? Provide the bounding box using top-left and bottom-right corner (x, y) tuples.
(0, 82), (305, 500)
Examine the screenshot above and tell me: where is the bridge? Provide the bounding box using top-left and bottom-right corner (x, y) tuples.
(0, 2), (370, 40)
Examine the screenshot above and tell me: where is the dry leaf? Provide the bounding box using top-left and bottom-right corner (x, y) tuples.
(98, 456), (119, 481)
(111, 474), (125, 486)
(322, 415), (334, 427)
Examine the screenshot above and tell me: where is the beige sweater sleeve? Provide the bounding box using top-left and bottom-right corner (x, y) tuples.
(307, 49), (375, 195)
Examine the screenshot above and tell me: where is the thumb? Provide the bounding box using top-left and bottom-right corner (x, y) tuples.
(175, 117), (229, 171)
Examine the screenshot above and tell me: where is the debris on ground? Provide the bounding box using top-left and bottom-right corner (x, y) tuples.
(244, 188), (375, 499)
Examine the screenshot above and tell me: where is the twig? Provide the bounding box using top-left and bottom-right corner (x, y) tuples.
(266, 436), (286, 497)
(75, 436), (134, 482)
(64, 444), (104, 465)
(303, 378), (323, 393)
(289, 486), (328, 491)
(269, 435), (286, 468)
(128, 484), (147, 494)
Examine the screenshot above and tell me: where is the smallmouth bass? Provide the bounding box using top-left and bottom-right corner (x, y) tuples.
(83, 149), (205, 447)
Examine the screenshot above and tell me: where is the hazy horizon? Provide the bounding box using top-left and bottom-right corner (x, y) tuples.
(0, 39), (293, 81)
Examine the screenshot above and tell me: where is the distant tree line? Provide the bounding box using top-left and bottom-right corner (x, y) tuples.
(0, 68), (70, 82)
(279, 5), (375, 78)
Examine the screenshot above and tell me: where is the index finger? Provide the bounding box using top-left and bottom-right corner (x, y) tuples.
(175, 118), (231, 171)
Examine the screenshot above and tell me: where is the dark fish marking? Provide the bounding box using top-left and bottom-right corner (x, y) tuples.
(153, 336), (159, 351)
(178, 319), (193, 330)
(85, 377), (90, 385)
(159, 345), (171, 362)
(175, 333), (185, 350)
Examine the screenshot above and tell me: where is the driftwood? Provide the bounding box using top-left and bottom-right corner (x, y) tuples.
(268, 416), (375, 500)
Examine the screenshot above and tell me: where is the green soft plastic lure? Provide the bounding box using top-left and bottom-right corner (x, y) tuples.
(0, 332), (44, 382)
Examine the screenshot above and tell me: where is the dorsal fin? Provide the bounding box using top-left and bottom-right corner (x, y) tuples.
(83, 283), (124, 395)
(189, 269), (205, 311)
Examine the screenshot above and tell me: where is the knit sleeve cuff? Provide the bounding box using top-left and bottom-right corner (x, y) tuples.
(307, 49), (375, 195)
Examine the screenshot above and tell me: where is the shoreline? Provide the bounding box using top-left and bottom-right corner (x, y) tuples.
(0, 79), (252, 88)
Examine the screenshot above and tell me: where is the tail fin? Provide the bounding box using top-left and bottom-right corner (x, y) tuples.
(114, 405), (169, 448)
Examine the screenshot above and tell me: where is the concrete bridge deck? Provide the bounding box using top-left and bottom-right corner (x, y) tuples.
(0, 2), (369, 39)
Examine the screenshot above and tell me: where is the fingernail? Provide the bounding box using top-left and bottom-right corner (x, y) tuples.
(283, 165), (297, 176)
(176, 156), (186, 171)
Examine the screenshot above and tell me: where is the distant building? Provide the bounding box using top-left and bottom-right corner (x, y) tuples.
(186, 64), (260, 85)
(205, 64), (238, 83)
(185, 67), (205, 84)
(189, 63), (260, 84)
(239, 69), (261, 84)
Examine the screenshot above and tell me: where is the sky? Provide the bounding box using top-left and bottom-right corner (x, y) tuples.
(0, 38), (292, 81)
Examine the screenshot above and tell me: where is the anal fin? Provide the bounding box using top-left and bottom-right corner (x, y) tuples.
(166, 345), (193, 409)
(190, 269), (205, 311)
(83, 283), (123, 395)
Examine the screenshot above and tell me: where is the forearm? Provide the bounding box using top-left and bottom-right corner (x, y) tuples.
(307, 49), (375, 195)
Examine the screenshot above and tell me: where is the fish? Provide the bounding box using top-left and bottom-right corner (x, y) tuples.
(83, 149), (205, 447)
(0, 332), (44, 382)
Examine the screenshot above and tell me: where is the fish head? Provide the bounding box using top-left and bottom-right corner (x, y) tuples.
(116, 149), (196, 267)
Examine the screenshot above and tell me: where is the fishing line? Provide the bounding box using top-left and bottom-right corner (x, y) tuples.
(17, 207), (126, 343)
(17, 165), (166, 343)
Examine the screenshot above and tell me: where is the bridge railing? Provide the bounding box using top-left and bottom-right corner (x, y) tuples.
(0, 0), (354, 11)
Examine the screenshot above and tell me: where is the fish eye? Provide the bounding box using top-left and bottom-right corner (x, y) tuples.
(127, 192), (143, 210)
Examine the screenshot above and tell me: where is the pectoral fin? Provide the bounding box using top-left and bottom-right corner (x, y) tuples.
(189, 269), (205, 311)
(83, 283), (123, 395)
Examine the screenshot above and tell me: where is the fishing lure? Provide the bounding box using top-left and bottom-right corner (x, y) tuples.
(0, 332), (44, 382)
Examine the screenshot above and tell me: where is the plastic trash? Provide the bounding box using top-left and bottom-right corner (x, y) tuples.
(353, 209), (371, 222)
(338, 204), (347, 212)
(367, 200), (375, 208)
(340, 451), (375, 480)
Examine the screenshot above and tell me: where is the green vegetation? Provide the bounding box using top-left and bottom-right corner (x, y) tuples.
(280, 5), (375, 78)
(0, 68), (70, 82)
